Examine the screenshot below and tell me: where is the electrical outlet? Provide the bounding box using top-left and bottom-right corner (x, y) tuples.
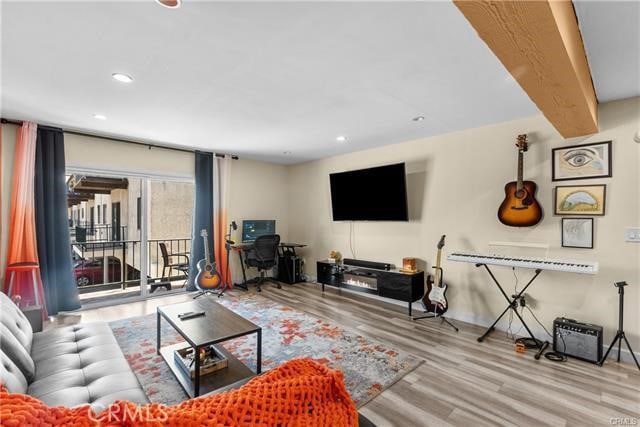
(625, 227), (640, 242)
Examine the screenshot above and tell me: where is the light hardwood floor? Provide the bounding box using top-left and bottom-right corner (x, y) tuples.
(54, 283), (640, 427)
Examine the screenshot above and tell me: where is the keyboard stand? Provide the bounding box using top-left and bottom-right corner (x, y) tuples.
(476, 264), (549, 360)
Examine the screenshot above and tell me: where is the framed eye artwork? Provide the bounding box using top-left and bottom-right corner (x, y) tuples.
(551, 141), (612, 181)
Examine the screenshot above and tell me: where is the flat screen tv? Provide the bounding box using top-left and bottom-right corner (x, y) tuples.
(330, 163), (409, 221)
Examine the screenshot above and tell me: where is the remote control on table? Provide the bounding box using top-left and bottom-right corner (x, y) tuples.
(178, 311), (205, 320)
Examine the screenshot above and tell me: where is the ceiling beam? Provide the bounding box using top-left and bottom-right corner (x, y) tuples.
(454, 0), (598, 138)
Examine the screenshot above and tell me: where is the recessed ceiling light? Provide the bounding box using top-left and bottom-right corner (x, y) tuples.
(336, 135), (347, 142)
(412, 116), (425, 122)
(155, 0), (181, 8)
(112, 73), (133, 83)
(93, 114), (107, 120)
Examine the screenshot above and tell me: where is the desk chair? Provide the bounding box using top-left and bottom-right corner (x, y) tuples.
(159, 242), (190, 288)
(244, 234), (282, 292)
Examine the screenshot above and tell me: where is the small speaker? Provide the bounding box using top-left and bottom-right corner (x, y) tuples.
(553, 317), (603, 364)
(343, 258), (392, 271)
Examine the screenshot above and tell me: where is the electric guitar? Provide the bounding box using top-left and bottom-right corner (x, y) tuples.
(497, 134), (543, 227)
(194, 229), (222, 290)
(421, 235), (448, 314)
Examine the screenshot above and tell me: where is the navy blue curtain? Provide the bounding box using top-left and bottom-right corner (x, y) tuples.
(34, 126), (80, 314)
(187, 151), (214, 291)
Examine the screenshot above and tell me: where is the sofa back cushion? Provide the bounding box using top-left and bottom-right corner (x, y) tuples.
(0, 350), (28, 394)
(0, 323), (35, 382)
(0, 291), (33, 353)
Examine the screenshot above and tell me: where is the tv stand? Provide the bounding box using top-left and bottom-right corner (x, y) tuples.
(316, 260), (424, 317)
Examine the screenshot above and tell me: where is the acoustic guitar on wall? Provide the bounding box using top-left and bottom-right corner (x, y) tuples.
(497, 134), (543, 227)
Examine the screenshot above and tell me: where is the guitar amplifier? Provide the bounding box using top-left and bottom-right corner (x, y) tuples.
(553, 317), (603, 363)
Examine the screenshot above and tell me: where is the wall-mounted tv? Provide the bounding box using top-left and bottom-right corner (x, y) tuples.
(329, 163), (409, 221)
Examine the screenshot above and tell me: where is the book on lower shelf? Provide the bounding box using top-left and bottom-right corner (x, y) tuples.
(174, 345), (228, 379)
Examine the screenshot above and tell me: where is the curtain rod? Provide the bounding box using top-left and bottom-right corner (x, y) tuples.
(0, 117), (238, 159)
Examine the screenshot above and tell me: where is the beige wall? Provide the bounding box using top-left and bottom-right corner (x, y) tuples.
(287, 97), (640, 350)
(65, 133), (193, 179)
(227, 158), (291, 281)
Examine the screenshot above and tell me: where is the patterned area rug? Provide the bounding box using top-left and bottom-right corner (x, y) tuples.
(109, 293), (422, 407)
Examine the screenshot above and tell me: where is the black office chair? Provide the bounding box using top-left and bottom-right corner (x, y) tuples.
(244, 234), (281, 292)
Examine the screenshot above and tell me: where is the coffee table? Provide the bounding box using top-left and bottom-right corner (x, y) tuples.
(157, 297), (262, 398)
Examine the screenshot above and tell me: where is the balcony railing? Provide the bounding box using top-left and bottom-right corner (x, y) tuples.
(70, 223), (128, 243)
(71, 237), (191, 296)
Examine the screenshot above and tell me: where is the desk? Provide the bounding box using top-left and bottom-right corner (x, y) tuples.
(231, 242), (307, 288)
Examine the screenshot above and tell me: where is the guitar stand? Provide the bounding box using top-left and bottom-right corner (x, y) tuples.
(413, 311), (459, 332)
(413, 266), (459, 332)
(476, 264), (549, 360)
(193, 289), (224, 299)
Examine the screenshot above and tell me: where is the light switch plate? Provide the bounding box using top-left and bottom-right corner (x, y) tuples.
(625, 227), (640, 242)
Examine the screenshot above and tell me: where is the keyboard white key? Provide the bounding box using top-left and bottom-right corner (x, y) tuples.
(447, 252), (598, 275)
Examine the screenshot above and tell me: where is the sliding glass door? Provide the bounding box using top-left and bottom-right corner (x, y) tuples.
(67, 171), (194, 305)
(145, 179), (194, 295)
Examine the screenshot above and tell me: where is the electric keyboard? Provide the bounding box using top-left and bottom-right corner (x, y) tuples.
(447, 252), (598, 274)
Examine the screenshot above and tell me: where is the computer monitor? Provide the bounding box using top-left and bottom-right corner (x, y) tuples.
(242, 220), (276, 243)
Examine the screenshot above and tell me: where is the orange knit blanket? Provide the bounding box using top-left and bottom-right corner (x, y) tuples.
(0, 358), (358, 427)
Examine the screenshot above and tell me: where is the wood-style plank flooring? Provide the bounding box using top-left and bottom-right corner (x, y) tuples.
(54, 283), (640, 426)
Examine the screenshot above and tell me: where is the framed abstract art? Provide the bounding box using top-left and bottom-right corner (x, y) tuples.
(554, 184), (606, 216)
(561, 218), (594, 249)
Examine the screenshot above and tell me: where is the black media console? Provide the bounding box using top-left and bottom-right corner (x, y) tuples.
(316, 260), (424, 316)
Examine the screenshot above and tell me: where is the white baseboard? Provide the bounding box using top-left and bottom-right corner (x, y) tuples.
(303, 278), (640, 366)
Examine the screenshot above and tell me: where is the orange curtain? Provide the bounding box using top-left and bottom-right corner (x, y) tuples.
(2, 122), (47, 315)
(213, 155), (232, 289)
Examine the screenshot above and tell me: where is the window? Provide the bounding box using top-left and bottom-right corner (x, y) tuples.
(97, 205), (101, 223)
(102, 204), (107, 224)
(137, 197), (141, 230)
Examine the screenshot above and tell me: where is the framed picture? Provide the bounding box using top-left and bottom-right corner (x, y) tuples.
(554, 184), (606, 216)
(561, 218), (594, 249)
(552, 141), (612, 181)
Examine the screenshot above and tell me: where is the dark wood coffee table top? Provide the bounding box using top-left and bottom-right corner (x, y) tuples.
(157, 298), (260, 348)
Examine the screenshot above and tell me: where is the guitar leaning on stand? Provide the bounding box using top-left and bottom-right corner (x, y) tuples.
(193, 229), (223, 299)
(413, 235), (458, 332)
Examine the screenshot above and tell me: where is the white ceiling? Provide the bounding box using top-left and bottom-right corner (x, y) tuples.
(574, 1), (640, 103)
(0, 2), (635, 164)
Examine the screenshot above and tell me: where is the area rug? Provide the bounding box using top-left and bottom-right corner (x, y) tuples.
(109, 293), (423, 407)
